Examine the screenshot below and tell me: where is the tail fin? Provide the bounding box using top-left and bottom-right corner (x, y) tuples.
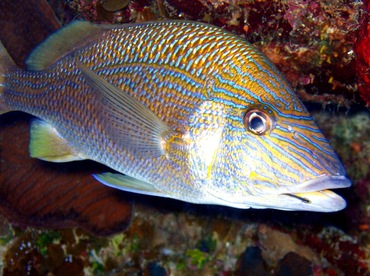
(0, 41), (15, 115)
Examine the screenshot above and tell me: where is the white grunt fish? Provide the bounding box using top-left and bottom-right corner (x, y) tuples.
(0, 21), (351, 211)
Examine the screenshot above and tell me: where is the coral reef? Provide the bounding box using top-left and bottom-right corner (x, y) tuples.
(355, 0), (370, 106)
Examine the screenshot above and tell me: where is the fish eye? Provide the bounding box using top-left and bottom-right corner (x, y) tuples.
(243, 109), (274, 135)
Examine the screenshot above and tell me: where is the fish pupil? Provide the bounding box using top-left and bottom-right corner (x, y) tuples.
(249, 115), (265, 133)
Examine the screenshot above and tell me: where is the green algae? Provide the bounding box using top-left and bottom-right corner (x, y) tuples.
(35, 231), (61, 256)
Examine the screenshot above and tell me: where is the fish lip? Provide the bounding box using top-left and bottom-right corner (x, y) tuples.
(276, 175), (351, 212)
(283, 175), (351, 194)
(278, 189), (348, 212)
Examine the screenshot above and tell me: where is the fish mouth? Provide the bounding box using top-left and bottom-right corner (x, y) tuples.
(277, 175), (352, 212)
(283, 175), (351, 194)
(205, 175), (351, 212)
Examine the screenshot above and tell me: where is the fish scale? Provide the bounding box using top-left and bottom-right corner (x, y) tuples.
(0, 20), (351, 211)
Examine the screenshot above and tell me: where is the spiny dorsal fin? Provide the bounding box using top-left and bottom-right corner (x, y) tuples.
(26, 21), (107, 71)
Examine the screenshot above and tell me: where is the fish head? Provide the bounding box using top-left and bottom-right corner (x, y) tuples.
(187, 52), (351, 212)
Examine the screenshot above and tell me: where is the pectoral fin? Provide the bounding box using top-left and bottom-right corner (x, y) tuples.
(29, 119), (85, 162)
(94, 173), (166, 197)
(79, 64), (177, 157)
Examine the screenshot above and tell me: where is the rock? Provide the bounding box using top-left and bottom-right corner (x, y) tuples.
(234, 246), (269, 276)
(275, 252), (313, 276)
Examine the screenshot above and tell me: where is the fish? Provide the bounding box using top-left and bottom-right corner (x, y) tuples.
(0, 20), (351, 212)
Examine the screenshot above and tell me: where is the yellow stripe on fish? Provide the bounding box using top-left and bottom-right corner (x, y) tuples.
(0, 21), (351, 211)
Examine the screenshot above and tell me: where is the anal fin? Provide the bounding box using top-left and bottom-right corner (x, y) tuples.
(29, 119), (85, 162)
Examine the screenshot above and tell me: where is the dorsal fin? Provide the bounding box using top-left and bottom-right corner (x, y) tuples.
(26, 21), (107, 70)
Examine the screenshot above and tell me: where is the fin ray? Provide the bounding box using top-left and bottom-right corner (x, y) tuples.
(79, 64), (176, 157)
